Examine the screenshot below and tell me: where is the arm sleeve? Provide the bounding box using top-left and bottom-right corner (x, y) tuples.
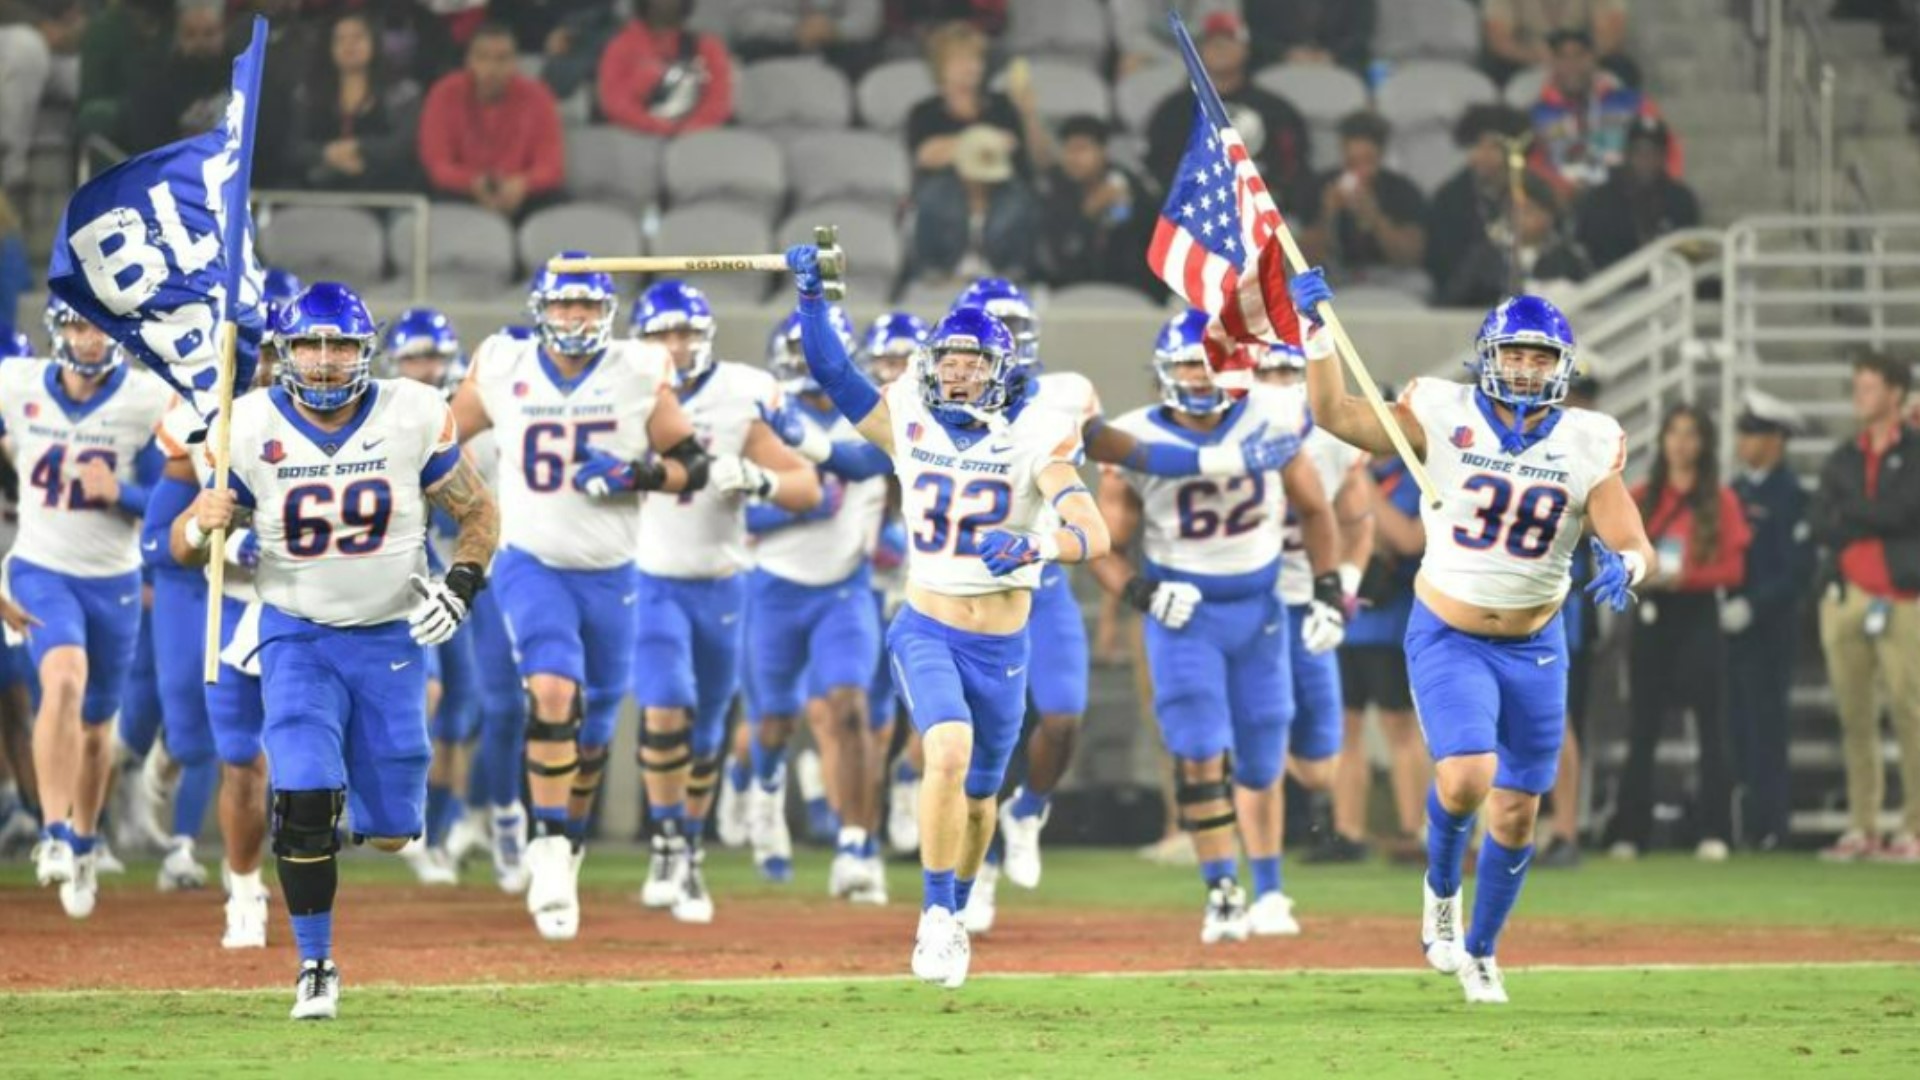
(115, 441), (164, 516)
(746, 502), (801, 535)
(416, 79), (479, 194)
(797, 294), (882, 424)
(821, 439), (892, 480)
(140, 473), (198, 570)
(421, 400), (462, 488)
(1127, 440), (1202, 477)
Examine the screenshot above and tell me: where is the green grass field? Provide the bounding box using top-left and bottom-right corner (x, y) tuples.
(3, 849), (1917, 1077)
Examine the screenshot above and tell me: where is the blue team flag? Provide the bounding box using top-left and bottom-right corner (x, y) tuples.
(45, 16), (268, 410)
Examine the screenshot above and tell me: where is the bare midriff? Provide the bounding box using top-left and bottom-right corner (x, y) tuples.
(1415, 575), (1563, 638)
(907, 582), (1033, 636)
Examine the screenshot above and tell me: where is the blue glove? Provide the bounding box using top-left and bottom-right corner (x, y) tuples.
(874, 519), (908, 570)
(758, 400), (808, 448)
(976, 530), (1039, 577)
(236, 530), (259, 569)
(572, 447), (637, 498)
(1585, 537), (1635, 612)
(786, 244), (823, 299)
(1237, 420), (1302, 473)
(1288, 267), (1333, 327)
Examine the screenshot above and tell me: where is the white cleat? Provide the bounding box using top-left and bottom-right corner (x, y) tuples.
(92, 839), (127, 876)
(400, 838), (458, 886)
(524, 836), (580, 941)
(1457, 954), (1508, 1004)
(672, 846), (714, 924)
(33, 837), (74, 887)
(158, 839), (210, 892)
(716, 765), (751, 848)
(1421, 878), (1466, 975)
(640, 836), (682, 909)
(222, 889), (270, 949)
(445, 813), (489, 866)
(911, 907), (971, 989)
(829, 852), (875, 899)
(60, 852), (99, 919)
(748, 781), (794, 883)
(886, 775), (920, 854)
(997, 791), (1047, 890)
(1200, 879), (1250, 944)
(290, 959), (341, 1020)
(120, 747), (175, 854)
(849, 857), (889, 905)
(490, 803), (530, 894)
(1247, 891), (1301, 936)
(959, 863), (998, 935)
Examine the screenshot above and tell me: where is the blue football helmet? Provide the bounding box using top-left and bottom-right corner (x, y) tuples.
(767, 303), (853, 396)
(44, 295), (123, 378)
(861, 312), (929, 364)
(1471, 295), (1577, 410)
(528, 251), (618, 357)
(953, 278), (1039, 366)
(262, 268), (305, 331)
(1153, 309), (1230, 415)
(498, 324), (537, 342)
(920, 306), (1020, 422)
(631, 279), (716, 381)
(274, 282), (378, 411)
(382, 306), (462, 387)
(2, 328), (32, 360)
(1258, 340), (1306, 373)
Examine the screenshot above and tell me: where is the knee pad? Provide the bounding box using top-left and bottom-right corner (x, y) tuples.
(1175, 758), (1235, 834)
(638, 724), (692, 774)
(523, 688), (582, 778)
(687, 755), (721, 801)
(571, 748), (608, 801)
(271, 788), (345, 859)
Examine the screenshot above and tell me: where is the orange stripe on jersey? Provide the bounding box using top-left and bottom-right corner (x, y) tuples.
(154, 424), (190, 461)
(437, 406), (458, 447)
(1048, 426), (1084, 463)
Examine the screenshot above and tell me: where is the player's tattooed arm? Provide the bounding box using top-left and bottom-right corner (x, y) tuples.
(172, 488), (253, 567)
(427, 454), (501, 569)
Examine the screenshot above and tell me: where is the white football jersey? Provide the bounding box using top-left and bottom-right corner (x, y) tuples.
(1278, 423), (1367, 605)
(887, 377), (1083, 597)
(156, 395), (260, 601)
(469, 334), (670, 571)
(752, 405), (888, 587)
(1109, 386), (1307, 586)
(637, 361), (782, 578)
(0, 361), (173, 577)
(1400, 378), (1625, 609)
(221, 379), (457, 627)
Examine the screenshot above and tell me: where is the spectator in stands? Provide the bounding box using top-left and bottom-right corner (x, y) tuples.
(1040, 115), (1156, 296)
(598, 0), (734, 137)
(1301, 111), (1427, 297)
(1606, 404), (1750, 862)
(419, 21), (566, 221)
(0, 190), (25, 336)
(907, 121), (1037, 284)
(1726, 391), (1812, 853)
(73, 0), (168, 147)
(1530, 29), (1677, 206)
(285, 13), (422, 192)
(1482, 0), (1635, 86)
(725, 0), (882, 76)
(907, 21), (1051, 181)
(1244, 0), (1374, 74)
(121, 0), (230, 154)
(1111, 0), (1239, 76)
(1811, 353), (1920, 863)
(360, 0), (460, 87)
(1439, 186), (1590, 308)
(1575, 117), (1701, 271)
(0, 0), (83, 194)
(1147, 13), (1311, 212)
(1426, 105), (1556, 298)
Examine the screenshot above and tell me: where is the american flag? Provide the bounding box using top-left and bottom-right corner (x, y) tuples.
(1147, 22), (1302, 349)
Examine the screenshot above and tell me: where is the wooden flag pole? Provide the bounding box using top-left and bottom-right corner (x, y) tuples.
(202, 320), (239, 684)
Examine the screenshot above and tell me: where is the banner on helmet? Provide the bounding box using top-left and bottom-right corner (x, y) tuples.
(44, 16), (269, 415)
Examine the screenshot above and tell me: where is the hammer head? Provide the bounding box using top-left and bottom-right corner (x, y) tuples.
(814, 225), (847, 302)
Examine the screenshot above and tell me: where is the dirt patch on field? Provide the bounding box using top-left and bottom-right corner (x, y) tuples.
(3, 881), (1918, 992)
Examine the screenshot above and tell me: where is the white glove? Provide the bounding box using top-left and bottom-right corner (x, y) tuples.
(1720, 595), (1754, 635)
(710, 455), (779, 499)
(1300, 597), (1346, 655)
(1148, 581), (1202, 629)
(407, 573), (468, 647)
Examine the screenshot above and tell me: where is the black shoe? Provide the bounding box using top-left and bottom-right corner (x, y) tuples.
(1537, 837), (1581, 870)
(1305, 834), (1371, 864)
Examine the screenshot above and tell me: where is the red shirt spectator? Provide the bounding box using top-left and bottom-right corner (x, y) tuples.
(418, 22), (564, 217)
(1837, 426), (1920, 599)
(597, 7), (733, 137)
(1633, 480), (1751, 591)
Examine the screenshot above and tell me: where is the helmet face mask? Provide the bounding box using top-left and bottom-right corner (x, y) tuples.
(275, 283), (377, 412)
(1473, 296), (1576, 411)
(529, 252), (618, 359)
(44, 298), (122, 379)
(918, 307), (1018, 420)
(1152, 309), (1232, 415)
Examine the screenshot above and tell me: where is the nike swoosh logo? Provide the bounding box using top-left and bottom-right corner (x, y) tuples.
(1262, 623), (1280, 635)
(1544, 453), (1565, 462)
(1006, 666), (1025, 677)
(363, 439), (386, 451)
(119, 595), (137, 605)
(622, 593), (638, 605)
(1536, 655), (1556, 666)
(390, 661), (411, 671)
(1508, 857), (1531, 875)
(142, 540), (159, 551)
(720, 613), (739, 625)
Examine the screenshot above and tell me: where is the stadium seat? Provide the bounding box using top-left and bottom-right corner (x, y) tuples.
(564, 126), (664, 212)
(663, 128), (786, 216)
(856, 59), (936, 134)
(1504, 66), (1550, 109)
(786, 129), (911, 209)
(1004, 0), (1111, 69)
(1374, 0), (1481, 64)
(1377, 61), (1497, 133)
(654, 201), (777, 303)
(258, 205), (387, 284)
(1049, 282), (1157, 310)
(778, 201), (902, 298)
(990, 60), (1111, 124)
(737, 58), (855, 131)
(1255, 63), (1372, 173)
(517, 203), (644, 273)
(389, 202), (518, 293)
(1115, 64), (1186, 133)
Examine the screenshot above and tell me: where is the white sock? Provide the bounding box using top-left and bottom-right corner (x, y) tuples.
(227, 865), (262, 898)
(837, 826), (868, 852)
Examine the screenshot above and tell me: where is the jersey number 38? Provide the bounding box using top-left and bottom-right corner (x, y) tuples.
(1452, 475), (1567, 558)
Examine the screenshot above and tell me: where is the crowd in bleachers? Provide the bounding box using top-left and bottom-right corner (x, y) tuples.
(0, 0), (1717, 330)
